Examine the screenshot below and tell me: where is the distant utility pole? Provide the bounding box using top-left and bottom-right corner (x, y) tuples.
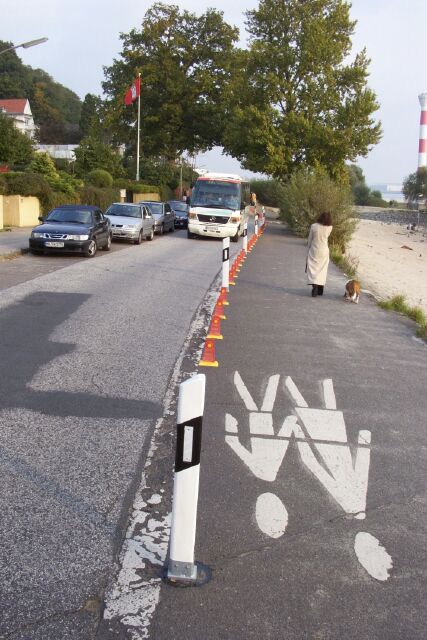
(0, 37), (48, 55)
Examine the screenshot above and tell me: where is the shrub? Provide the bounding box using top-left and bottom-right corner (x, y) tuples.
(0, 174), (6, 195)
(78, 186), (120, 210)
(130, 183), (161, 195)
(249, 179), (286, 207)
(74, 136), (125, 177)
(48, 190), (80, 209)
(280, 169), (356, 252)
(86, 168), (113, 188)
(29, 153), (79, 197)
(159, 184), (174, 201)
(4, 172), (53, 213)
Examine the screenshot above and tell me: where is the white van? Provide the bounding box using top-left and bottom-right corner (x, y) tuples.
(187, 173), (250, 241)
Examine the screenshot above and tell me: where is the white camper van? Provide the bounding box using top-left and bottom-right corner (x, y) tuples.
(187, 173), (250, 241)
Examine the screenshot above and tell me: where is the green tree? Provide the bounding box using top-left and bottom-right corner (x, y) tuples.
(280, 168), (356, 251)
(74, 136), (124, 177)
(102, 2), (239, 161)
(0, 111), (34, 167)
(29, 151), (79, 195)
(79, 93), (104, 138)
(0, 40), (82, 143)
(223, 0), (381, 180)
(403, 168), (427, 202)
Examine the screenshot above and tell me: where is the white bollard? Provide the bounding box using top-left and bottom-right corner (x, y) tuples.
(254, 212), (259, 236)
(167, 374), (206, 583)
(222, 237), (230, 290)
(243, 222), (248, 254)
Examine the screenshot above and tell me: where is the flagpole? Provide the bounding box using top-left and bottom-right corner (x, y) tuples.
(136, 73), (141, 181)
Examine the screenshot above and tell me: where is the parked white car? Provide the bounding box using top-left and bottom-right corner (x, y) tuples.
(104, 203), (155, 244)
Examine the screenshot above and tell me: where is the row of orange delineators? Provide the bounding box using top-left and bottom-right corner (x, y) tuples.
(199, 216), (266, 367)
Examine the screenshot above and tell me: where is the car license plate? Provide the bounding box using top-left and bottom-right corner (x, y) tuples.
(205, 225), (218, 232)
(45, 241), (64, 247)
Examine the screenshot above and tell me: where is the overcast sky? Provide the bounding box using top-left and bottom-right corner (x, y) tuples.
(1, 0), (426, 186)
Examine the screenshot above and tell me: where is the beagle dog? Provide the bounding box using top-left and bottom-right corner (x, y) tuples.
(344, 279), (361, 304)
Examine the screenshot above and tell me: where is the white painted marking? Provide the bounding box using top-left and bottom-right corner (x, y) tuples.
(234, 371), (258, 411)
(225, 413), (238, 433)
(226, 372), (377, 562)
(256, 493), (288, 538)
(249, 412), (274, 435)
(354, 532), (393, 581)
(354, 512), (366, 520)
(297, 435), (371, 515)
(284, 376), (308, 407)
(321, 379), (336, 409)
(226, 435), (290, 482)
(295, 407), (347, 442)
(277, 415), (305, 439)
(261, 374), (280, 412)
(183, 426), (193, 463)
(358, 430), (371, 445)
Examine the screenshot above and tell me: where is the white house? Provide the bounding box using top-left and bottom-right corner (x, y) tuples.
(0, 98), (36, 138)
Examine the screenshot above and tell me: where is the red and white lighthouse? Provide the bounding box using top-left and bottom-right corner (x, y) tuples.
(418, 92), (427, 168)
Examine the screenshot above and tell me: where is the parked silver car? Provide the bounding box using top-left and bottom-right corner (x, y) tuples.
(140, 201), (175, 235)
(104, 203), (155, 243)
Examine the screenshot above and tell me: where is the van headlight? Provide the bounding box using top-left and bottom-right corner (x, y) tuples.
(188, 212), (198, 220)
(230, 215), (240, 223)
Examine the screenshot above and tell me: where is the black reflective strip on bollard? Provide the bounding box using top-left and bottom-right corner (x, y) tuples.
(175, 416), (203, 472)
(222, 247), (229, 262)
(243, 227), (247, 237)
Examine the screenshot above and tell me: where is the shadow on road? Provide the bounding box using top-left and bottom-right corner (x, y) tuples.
(0, 291), (161, 419)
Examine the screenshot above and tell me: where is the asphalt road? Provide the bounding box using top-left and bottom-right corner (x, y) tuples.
(0, 228), (239, 638)
(100, 224), (426, 640)
(1, 222), (425, 639)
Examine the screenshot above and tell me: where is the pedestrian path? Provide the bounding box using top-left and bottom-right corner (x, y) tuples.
(0, 228), (31, 256)
(104, 223), (427, 640)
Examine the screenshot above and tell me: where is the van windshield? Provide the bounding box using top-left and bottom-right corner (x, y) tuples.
(191, 180), (240, 210)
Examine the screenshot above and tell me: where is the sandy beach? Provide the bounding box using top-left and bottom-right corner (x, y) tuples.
(347, 218), (427, 314)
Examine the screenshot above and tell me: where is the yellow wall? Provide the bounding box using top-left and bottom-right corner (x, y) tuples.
(0, 195), (3, 230)
(3, 195), (40, 227)
(133, 192), (160, 203)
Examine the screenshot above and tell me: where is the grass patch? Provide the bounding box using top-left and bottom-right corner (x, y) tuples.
(330, 247), (359, 279)
(378, 294), (427, 339)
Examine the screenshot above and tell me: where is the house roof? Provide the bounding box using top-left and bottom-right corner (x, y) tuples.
(0, 99), (29, 114)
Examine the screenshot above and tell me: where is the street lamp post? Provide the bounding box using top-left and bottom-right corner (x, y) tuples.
(0, 38), (48, 55)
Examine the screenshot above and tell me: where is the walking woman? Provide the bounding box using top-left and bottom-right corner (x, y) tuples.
(306, 212), (333, 297)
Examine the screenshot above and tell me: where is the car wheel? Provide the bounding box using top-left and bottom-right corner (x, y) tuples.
(146, 228), (154, 241)
(103, 234), (112, 251)
(158, 224), (164, 235)
(134, 230), (143, 245)
(85, 239), (97, 257)
(187, 229), (194, 239)
(231, 230), (239, 243)
(169, 223), (174, 232)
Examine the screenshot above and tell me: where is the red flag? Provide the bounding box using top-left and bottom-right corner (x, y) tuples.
(124, 77), (140, 105)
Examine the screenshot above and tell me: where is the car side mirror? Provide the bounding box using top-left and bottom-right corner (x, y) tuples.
(38, 216), (44, 222)
(186, 197), (191, 205)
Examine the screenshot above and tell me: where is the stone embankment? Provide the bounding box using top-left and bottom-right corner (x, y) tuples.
(354, 206), (426, 228)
